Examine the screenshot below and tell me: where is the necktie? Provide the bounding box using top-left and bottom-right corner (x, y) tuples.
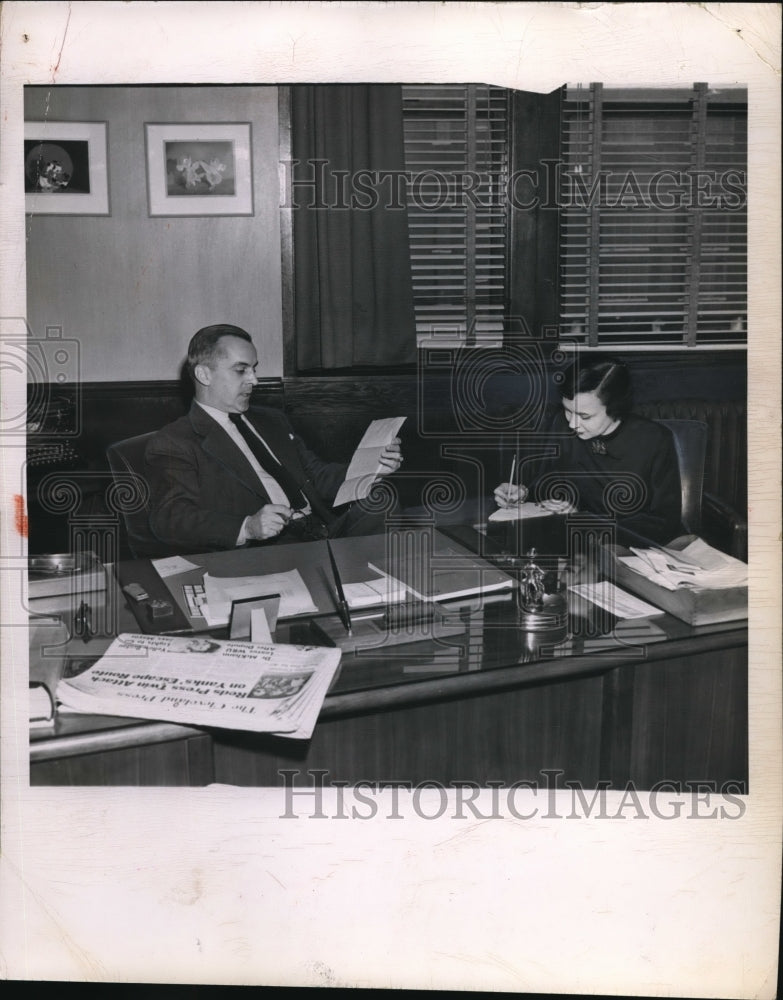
(228, 412), (307, 509)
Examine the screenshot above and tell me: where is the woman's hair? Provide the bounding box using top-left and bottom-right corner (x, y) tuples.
(557, 354), (633, 419)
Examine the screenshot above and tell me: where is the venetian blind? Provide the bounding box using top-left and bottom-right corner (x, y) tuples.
(402, 84), (509, 347)
(559, 83), (748, 347)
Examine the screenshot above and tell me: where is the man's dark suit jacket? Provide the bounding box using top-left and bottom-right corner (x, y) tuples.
(145, 402), (346, 554)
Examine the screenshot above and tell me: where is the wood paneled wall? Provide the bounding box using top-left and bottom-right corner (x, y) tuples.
(26, 352), (747, 555)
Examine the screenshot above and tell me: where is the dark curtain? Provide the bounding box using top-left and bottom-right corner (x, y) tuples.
(291, 85), (417, 370)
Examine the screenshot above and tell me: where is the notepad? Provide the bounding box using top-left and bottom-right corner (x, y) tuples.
(368, 547), (514, 604)
(488, 502), (556, 522)
(202, 569), (318, 627)
(569, 581), (662, 619)
(342, 574), (408, 609)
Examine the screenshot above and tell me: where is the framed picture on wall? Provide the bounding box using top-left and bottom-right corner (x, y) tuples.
(24, 121), (110, 215)
(144, 122), (253, 216)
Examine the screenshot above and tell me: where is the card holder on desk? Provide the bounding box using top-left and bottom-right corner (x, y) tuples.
(116, 559), (195, 635)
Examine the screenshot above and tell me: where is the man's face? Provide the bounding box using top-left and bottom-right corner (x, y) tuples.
(197, 335), (258, 413)
(562, 391), (617, 440)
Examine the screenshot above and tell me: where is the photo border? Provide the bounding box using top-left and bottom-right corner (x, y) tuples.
(1, 2), (779, 995)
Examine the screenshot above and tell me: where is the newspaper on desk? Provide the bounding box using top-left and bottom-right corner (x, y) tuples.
(618, 537), (748, 592)
(56, 633), (342, 739)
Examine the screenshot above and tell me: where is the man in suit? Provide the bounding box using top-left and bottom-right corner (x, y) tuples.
(145, 324), (402, 554)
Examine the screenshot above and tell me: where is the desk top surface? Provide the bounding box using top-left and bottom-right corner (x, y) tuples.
(31, 522), (748, 746)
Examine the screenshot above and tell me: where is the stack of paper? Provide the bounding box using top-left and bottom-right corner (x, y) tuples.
(368, 546), (514, 603)
(569, 580), (663, 619)
(202, 568), (318, 627)
(342, 573), (408, 609)
(56, 633), (342, 739)
(618, 538), (748, 592)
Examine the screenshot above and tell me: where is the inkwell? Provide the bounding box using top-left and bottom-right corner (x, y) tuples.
(515, 548), (568, 634)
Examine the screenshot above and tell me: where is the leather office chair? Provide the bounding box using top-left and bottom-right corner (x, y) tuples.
(106, 431), (167, 559)
(657, 418), (707, 535)
(656, 418), (747, 560)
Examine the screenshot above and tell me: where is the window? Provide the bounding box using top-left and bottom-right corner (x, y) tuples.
(559, 83), (748, 348)
(402, 84), (509, 347)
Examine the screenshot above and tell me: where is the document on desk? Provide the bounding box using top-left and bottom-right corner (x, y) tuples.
(488, 502), (557, 522)
(368, 545), (515, 603)
(332, 416), (406, 507)
(151, 555), (202, 579)
(342, 574), (408, 609)
(569, 581), (663, 619)
(56, 633), (342, 738)
(202, 569), (318, 627)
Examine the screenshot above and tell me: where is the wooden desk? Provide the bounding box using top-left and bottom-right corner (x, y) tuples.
(30, 528), (748, 791)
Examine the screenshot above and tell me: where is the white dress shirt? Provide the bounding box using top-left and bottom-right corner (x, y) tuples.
(196, 401), (310, 544)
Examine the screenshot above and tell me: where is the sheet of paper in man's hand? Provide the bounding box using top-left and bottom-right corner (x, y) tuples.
(333, 416), (407, 506)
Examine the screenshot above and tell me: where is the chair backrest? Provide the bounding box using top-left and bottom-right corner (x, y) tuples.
(656, 418), (708, 535)
(106, 432), (165, 559)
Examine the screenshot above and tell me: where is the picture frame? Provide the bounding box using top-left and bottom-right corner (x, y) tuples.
(24, 121), (110, 215)
(144, 122), (253, 216)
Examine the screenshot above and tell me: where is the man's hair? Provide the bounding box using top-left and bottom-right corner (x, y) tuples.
(557, 354), (633, 420)
(186, 324), (253, 380)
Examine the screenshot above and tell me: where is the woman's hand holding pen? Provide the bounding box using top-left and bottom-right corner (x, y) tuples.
(495, 453), (527, 508)
(494, 482), (529, 508)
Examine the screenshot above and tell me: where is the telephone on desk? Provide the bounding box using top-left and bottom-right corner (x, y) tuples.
(27, 440), (82, 470)
(26, 396), (88, 556)
(26, 394), (83, 474)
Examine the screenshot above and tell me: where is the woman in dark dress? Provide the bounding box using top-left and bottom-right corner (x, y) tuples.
(494, 356), (684, 546)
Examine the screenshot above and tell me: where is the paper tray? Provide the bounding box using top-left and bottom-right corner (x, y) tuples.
(607, 544), (748, 626)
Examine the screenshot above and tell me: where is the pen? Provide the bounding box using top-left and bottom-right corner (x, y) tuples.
(507, 454), (521, 508)
(326, 539), (352, 634)
(74, 601), (94, 643)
